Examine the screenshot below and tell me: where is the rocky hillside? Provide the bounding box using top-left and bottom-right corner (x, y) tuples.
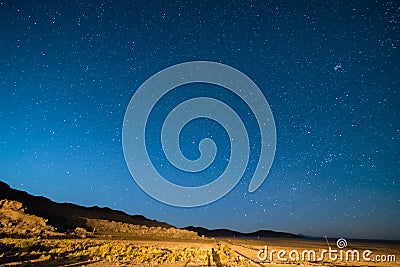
(0, 199), (63, 238)
(0, 181), (198, 240)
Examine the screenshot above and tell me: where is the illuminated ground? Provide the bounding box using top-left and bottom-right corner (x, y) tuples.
(1, 237), (399, 266)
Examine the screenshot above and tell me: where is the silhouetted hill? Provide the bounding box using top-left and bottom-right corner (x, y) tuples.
(184, 226), (301, 239)
(0, 181), (300, 240)
(0, 181), (172, 233)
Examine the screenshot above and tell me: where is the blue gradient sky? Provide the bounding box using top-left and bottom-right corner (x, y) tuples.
(0, 0), (399, 239)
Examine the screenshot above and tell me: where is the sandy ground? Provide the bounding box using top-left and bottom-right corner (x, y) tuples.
(87, 238), (400, 267)
(1, 237), (398, 267)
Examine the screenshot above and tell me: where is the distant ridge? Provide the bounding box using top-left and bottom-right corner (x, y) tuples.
(184, 226), (301, 239)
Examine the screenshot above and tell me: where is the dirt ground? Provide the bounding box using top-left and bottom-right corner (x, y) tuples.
(1, 237), (399, 266)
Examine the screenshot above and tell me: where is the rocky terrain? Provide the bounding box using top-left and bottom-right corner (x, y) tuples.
(0, 181), (246, 266)
(0, 181), (174, 235)
(0, 199), (63, 238)
(0, 198), (197, 241)
(2, 181), (397, 266)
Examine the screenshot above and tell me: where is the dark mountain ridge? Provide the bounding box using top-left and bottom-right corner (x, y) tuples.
(0, 181), (301, 239)
(0, 181), (171, 232)
(184, 226), (301, 239)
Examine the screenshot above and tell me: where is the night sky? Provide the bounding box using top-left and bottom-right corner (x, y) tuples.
(1, 0), (399, 240)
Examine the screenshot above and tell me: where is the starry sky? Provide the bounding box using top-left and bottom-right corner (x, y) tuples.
(0, 0), (399, 240)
